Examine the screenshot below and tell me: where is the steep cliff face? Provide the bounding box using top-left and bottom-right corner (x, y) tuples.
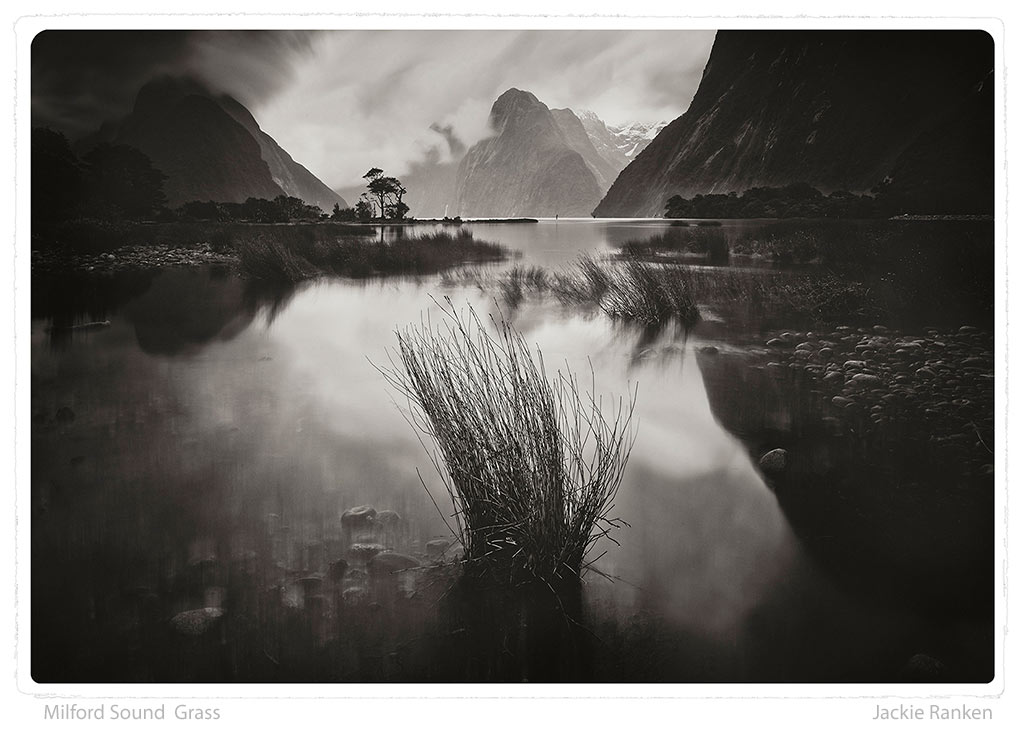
(550, 108), (620, 193)
(217, 95), (347, 211)
(594, 31), (994, 217)
(454, 89), (602, 217)
(82, 76), (344, 210)
(106, 77), (284, 207)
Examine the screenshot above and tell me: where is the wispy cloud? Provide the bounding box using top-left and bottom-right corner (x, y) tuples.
(32, 29), (716, 189)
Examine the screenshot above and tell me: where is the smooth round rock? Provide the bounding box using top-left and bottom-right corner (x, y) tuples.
(341, 505), (377, 526)
(759, 448), (788, 477)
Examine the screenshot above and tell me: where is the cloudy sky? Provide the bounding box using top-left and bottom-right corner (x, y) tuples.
(32, 30), (716, 189)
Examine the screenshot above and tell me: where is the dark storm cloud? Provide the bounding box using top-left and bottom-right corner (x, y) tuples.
(31, 30), (319, 139)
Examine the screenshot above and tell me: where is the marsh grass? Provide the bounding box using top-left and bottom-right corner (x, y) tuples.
(497, 265), (550, 307)
(379, 301), (635, 587)
(550, 254), (700, 326)
(236, 228), (507, 283)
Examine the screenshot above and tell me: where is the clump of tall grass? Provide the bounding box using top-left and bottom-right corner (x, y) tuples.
(551, 254), (700, 327)
(497, 265), (549, 307)
(236, 232), (317, 284)
(380, 301), (635, 587)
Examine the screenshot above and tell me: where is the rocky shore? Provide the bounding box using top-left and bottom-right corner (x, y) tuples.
(761, 324), (994, 475)
(31, 242), (238, 275)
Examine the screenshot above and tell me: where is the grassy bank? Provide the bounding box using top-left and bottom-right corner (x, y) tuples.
(32, 219), (509, 280)
(236, 228), (507, 283)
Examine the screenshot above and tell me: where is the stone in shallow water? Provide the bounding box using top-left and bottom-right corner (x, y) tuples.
(425, 539), (453, 557)
(376, 509), (402, 525)
(849, 373), (883, 388)
(759, 448), (788, 477)
(348, 543), (384, 560)
(328, 559), (349, 581)
(341, 505), (377, 527)
(342, 586), (369, 605)
(170, 607), (224, 636)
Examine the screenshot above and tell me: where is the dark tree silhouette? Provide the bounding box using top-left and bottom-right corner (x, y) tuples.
(82, 143), (167, 219)
(362, 168), (409, 220)
(31, 128), (85, 222)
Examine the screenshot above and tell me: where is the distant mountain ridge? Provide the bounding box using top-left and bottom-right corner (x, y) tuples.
(338, 89), (668, 219)
(79, 76), (346, 210)
(577, 111), (667, 173)
(594, 30), (994, 217)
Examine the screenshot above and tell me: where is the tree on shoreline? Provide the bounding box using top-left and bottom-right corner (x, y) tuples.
(362, 167), (409, 221)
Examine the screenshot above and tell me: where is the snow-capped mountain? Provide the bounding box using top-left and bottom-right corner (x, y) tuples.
(577, 110), (667, 174)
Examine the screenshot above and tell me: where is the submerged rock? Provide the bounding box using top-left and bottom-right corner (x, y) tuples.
(341, 505), (377, 527)
(759, 448), (788, 477)
(375, 509), (402, 525)
(328, 559), (349, 581)
(348, 543), (384, 561)
(342, 586), (369, 605)
(425, 539), (453, 557)
(170, 607), (224, 636)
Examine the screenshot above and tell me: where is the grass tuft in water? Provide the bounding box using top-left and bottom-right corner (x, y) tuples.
(551, 254), (700, 326)
(380, 300), (635, 587)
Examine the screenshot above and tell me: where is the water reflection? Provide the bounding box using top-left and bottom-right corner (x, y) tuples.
(29, 219), (993, 682)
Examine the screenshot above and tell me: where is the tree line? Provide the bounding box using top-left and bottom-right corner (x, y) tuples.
(664, 182), (883, 219)
(663, 177), (990, 219)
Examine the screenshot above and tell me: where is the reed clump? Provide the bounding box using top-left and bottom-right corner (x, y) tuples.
(551, 254), (700, 327)
(381, 301), (635, 587)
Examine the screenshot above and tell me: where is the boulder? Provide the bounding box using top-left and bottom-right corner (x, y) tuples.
(347, 543), (384, 561)
(759, 448), (788, 477)
(376, 509), (402, 525)
(341, 505), (377, 527)
(170, 607), (224, 636)
(849, 373), (883, 388)
(425, 539), (453, 557)
(328, 559), (349, 581)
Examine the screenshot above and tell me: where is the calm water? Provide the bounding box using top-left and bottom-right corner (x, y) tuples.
(30, 219), (994, 682)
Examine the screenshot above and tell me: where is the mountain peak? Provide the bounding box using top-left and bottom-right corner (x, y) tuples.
(133, 75), (213, 116)
(490, 88), (549, 131)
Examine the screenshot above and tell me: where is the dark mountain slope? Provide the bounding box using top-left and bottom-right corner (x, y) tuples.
(594, 31), (994, 217)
